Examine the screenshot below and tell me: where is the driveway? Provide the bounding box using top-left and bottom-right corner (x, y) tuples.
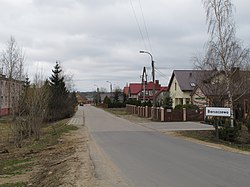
(138, 121), (214, 132)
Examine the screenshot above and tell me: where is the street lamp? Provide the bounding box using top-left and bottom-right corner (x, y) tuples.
(94, 84), (100, 104)
(140, 50), (156, 120)
(106, 81), (112, 93)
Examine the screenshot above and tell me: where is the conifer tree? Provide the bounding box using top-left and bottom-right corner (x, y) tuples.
(48, 61), (69, 121)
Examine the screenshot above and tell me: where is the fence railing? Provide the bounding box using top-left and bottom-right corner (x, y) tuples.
(126, 104), (204, 122)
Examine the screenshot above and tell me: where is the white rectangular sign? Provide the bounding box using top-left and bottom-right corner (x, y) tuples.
(205, 107), (231, 117)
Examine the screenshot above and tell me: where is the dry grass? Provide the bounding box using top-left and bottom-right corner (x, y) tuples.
(0, 117), (13, 148)
(178, 130), (250, 152)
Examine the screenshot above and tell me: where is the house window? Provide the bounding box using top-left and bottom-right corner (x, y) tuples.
(175, 82), (177, 91)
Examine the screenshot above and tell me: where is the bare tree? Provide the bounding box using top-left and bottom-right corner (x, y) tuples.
(1, 36), (25, 80)
(195, 0), (250, 127)
(26, 73), (50, 140)
(1, 36), (25, 115)
(12, 72), (50, 147)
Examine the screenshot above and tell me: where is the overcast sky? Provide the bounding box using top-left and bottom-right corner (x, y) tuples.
(0, 0), (249, 92)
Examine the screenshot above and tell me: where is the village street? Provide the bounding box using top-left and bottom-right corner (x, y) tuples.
(83, 105), (250, 187)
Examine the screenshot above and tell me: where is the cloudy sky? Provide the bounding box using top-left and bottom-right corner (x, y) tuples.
(0, 0), (249, 91)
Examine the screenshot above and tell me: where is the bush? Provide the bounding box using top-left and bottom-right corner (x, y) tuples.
(108, 102), (126, 108)
(174, 104), (197, 110)
(219, 126), (239, 142)
(142, 100), (152, 107)
(126, 99), (142, 106)
(162, 105), (173, 109)
(174, 104), (183, 110)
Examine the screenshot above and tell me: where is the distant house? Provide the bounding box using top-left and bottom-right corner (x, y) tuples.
(76, 92), (89, 104)
(0, 73), (24, 116)
(124, 80), (167, 102)
(155, 86), (168, 105)
(168, 70), (209, 108)
(126, 83), (141, 100)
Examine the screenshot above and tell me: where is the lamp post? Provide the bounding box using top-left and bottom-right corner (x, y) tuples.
(94, 84), (100, 105)
(106, 81), (112, 93)
(139, 50), (156, 120)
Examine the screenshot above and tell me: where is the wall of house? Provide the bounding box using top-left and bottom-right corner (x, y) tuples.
(0, 77), (23, 116)
(192, 87), (207, 108)
(169, 76), (192, 108)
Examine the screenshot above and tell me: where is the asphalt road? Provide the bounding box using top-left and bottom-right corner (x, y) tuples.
(83, 105), (250, 187)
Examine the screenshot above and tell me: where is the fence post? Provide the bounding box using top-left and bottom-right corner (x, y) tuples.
(151, 107), (154, 119)
(183, 108), (186, 121)
(145, 106), (148, 118)
(156, 107), (159, 121)
(161, 107), (165, 121)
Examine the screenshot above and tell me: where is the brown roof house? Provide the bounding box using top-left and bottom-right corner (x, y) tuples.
(168, 70), (211, 108)
(191, 69), (250, 120)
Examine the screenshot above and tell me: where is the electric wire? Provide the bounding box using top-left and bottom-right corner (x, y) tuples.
(129, 0), (148, 51)
(155, 67), (169, 79)
(138, 0), (153, 53)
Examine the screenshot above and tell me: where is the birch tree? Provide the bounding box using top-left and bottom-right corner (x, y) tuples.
(1, 36), (25, 114)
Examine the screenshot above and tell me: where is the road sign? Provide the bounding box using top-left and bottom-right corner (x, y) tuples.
(205, 107), (231, 117)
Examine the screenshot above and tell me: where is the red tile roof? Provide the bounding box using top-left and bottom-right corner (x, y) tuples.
(129, 83), (141, 94)
(124, 80), (167, 97)
(147, 80), (161, 90)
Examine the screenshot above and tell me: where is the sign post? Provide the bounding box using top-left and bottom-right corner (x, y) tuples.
(205, 107), (231, 139)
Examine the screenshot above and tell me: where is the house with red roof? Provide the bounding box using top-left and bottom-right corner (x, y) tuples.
(124, 80), (168, 103)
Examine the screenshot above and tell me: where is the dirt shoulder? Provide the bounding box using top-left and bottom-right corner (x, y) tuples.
(30, 125), (99, 187)
(0, 120), (99, 187)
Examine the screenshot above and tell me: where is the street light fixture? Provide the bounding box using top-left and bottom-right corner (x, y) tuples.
(94, 84), (100, 104)
(106, 81), (112, 93)
(140, 50), (156, 120)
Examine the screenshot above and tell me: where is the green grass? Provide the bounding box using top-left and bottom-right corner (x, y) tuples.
(0, 116), (12, 124)
(0, 158), (33, 175)
(0, 182), (27, 187)
(179, 130), (250, 152)
(29, 120), (78, 151)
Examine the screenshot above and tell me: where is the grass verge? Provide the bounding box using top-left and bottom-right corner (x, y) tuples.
(179, 130), (250, 152)
(0, 118), (78, 186)
(29, 119), (78, 151)
(0, 158), (33, 175)
(0, 182), (27, 187)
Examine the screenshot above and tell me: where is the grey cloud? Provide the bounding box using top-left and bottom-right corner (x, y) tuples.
(0, 0), (249, 91)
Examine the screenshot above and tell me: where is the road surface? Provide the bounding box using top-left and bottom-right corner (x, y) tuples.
(83, 105), (250, 187)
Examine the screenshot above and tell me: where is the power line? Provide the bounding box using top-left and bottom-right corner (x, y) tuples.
(138, 0), (153, 53)
(129, 0), (148, 51)
(155, 67), (169, 79)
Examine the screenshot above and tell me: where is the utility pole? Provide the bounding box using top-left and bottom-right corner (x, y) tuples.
(140, 50), (156, 120)
(106, 81), (112, 93)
